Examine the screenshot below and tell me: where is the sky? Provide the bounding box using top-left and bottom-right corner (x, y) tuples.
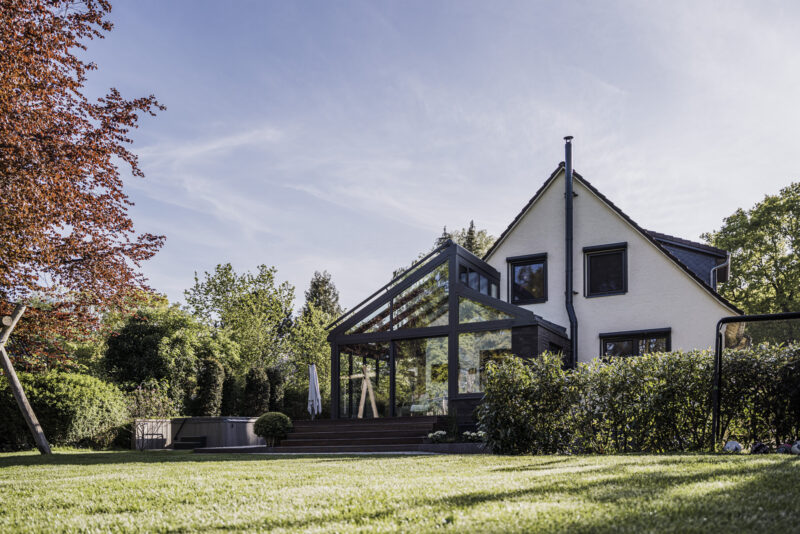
(83, 0), (800, 310)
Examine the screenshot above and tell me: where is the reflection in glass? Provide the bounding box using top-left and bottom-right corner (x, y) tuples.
(393, 263), (449, 330)
(458, 330), (512, 394)
(345, 303), (391, 335)
(511, 260), (545, 303)
(394, 337), (448, 416)
(459, 297), (513, 324)
(339, 343), (390, 418)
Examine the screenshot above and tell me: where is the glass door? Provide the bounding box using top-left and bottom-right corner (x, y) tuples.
(393, 337), (448, 417)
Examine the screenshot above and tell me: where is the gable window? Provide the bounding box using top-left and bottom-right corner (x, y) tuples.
(584, 243), (627, 297)
(600, 328), (671, 357)
(507, 254), (547, 304)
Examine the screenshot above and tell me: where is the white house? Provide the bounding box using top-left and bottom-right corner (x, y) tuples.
(483, 156), (740, 363)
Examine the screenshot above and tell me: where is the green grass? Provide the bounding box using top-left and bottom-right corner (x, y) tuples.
(1, 450), (798, 533)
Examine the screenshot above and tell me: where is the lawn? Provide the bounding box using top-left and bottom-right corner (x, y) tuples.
(0, 451), (798, 533)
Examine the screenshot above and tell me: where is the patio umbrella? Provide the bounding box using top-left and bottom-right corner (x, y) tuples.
(307, 364), (322, 419)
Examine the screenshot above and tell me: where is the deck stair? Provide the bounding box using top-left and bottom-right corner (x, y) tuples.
(173, 436), (207, 450)
(270, 416), (442, 453)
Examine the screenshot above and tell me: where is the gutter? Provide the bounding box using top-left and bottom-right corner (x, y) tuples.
(564, 136), (578, 367)
(710, 252), (730, 291)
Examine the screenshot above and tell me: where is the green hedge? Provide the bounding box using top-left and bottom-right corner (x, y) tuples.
(479, 344), (800, 455)
(254, 412), (292, 447)
(0, 372), (129, 451)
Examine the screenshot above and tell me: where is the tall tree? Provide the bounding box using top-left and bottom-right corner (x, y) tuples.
(302, 271), (342, 317)
(451, 222), (495, 258)
(462, 220), (478, 254)
(703, 182), (800, 314)
(184, 264), (295, 370)
(0, 0), (165, 366)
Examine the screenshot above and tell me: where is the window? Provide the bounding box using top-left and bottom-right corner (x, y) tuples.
(458, 263), (498, 297)
(584, 243), (627, 297)
(600, 329), (671, 357)
(508, 254), (547, 304)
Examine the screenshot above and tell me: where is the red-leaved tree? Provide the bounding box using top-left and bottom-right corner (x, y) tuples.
(0, 0), (165, 368)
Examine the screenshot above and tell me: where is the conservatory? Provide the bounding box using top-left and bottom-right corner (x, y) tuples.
(327, 241), (570, 420)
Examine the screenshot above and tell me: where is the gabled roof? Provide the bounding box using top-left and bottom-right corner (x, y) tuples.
(646, 230), (727, 258)
(483, 164), (742, 314)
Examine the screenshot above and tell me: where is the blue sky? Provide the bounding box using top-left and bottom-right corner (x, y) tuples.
(84, 1), (800, 309)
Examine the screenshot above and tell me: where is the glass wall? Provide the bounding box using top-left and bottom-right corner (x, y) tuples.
(339, 343), (390, 418)
(457, 329), (513, 394)
(459, 297), (512, 323)
(393, 263), (449, 330)
(394, 337), (448, 416)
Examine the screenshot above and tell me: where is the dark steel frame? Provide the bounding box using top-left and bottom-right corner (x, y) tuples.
(583, 242), (628, 298)
(711, 311), (800, 448)
(598, 327), (672, 356)
(506, 253), (548, 305)
(328, 241), (567, 419)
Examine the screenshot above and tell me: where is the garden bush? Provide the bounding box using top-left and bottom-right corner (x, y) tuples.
(0, 372), (129, 450)
(478, 344), (800, 455)
(254, 411), (292, 446)
(193, 358), (224, 416)
(243, 367), (270, 416)
(266, 366), (285, 412)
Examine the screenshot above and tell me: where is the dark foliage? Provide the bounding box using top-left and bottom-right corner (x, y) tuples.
(266, 366), (285, 412)
(193, 359), (224, 416)
(243, 368), (270, 417)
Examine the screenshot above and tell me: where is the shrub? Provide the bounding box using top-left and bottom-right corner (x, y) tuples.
(220, 373), (240, 416)
(266, 366), (285, 412)
(478, 344), (800, 455)
(254, 412), (292, 446)
(0, 372), (129, 450)
(478, 353), (574, 454)
(193, 358), (224, 416)
(243, 368), (270, 417)
(127, 380), (180, 419)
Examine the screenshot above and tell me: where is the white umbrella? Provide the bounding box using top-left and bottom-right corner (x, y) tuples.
(307, 364), (322, 419)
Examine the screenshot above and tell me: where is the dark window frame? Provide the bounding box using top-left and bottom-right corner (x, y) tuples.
(599, 327), (672, 357)
(507, 253), (548, 305)
(584, 243), (628, 298)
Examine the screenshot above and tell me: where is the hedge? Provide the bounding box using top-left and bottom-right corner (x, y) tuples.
(0, 372), (129, 451)
(478, 344), (800, 454)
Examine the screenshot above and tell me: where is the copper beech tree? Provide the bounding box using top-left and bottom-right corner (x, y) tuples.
(0, 0), (165, 368)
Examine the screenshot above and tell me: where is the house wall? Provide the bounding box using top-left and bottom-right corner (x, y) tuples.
(486, 169), (737, 362)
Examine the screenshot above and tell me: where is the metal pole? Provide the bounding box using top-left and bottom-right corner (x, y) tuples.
(0, 304), (52, 455)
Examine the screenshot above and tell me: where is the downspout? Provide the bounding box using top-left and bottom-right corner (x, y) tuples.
(564, 136), (578, 367)
(711, 252), (730, 291)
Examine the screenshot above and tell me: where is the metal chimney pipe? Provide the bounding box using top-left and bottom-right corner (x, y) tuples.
(564, 136), (578, 367)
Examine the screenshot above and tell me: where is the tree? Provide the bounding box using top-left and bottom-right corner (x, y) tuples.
(103, 303), (239, 411)
(703, 183), (800, 314)
(285, 304), (332, 416)
(193, 358), (224, 417)
(463, 220), (478, 255)
(302, 271), (342, 317)
(393, 222), (496, 279)
(243, 367), (270, 417)
(0, 1), (165, 366)
(185, 264), (294, 371)
(451, 222), (495, 258)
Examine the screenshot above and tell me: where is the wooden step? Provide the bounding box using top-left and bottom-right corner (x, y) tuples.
(287, 429), (429, 440)
(280, 436), (425, 447)
(269, 444), (428, 453)
(291, 416), (440, 427)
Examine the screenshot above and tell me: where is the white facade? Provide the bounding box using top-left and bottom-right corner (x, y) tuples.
(485, 167), (738, 363)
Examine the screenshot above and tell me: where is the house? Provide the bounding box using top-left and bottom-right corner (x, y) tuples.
(327, 138), (740, 419)
(483, 143), (740, 364)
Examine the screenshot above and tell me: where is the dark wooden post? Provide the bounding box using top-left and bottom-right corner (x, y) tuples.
(0, 304), (52, 455)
